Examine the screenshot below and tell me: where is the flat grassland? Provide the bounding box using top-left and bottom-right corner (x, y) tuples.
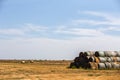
(0, 60), (120, 80)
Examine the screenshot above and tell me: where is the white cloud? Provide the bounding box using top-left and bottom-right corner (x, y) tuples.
(56, 27), (104, 37)
(82, 11), (110, 19)
(82, 11), (120, 21)
(24, 24), (48, 32)
(99, 26), (120, 31)
(76, 11), (120, 26)
(72, 19), (111, 26)
(0, 11), (120, 39)
(0, 24), (48, 36)
(1, 11), (120, 60)
(0, 28), (25, 35)
(1, 11), (120, 38)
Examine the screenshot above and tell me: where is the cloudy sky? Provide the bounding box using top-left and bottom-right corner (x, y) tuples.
(0, 0), (120, 60)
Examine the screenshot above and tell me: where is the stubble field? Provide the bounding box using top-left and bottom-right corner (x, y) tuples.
(0, 60), (120, 80)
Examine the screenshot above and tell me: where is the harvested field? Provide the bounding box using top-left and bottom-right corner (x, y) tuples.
(0, 60), (120, 80)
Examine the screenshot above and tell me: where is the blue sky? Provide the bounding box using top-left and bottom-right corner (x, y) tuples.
(0, 0), (120, 60)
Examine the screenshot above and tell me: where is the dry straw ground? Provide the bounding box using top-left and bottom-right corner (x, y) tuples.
(0, 60), (120, 80)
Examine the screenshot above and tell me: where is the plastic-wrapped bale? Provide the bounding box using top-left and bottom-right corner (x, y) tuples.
(79, 57), (90, 68)
(87, 56), (100, 63)
(84, 51), (94, 56)
(84, 51), (90, 56)
(111, 62), (120, 69)
(69, 62), (75, 68)
(21, 61), (25, 64)
(84, 63), (91, 69)
(105, 51), (117, 57)
(98, 57), (106, 63)
(105, 57), (112, 62)
(116, 57), (120, 62)
(110, 57), (117, 62)
(104, 51), (110, 57)
(85, 56), (90, 61)
(117, 51), (120, 57)
(74, 57), (80, 62)
(94, 57), (100, 63)
(98, 63), (106, 69)
(104, 62), (112, 69)
(83, 56), (89, 63)
(95, 51), (105, 57)
(69, 62), (81, 68)
(69, 57), (80, 68)
(70, 51), (120, 69)
(89, 62), (98, 69)
(75, 62), (81, 68)
(79, 52), (84, 57)
(73, 56), (89, 68)
(88, 56), (96, 62)
(110, 51), (117, 57)
(115, 51), (120, 57)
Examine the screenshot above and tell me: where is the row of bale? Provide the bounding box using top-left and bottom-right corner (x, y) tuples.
(70, 51), (120, 69)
